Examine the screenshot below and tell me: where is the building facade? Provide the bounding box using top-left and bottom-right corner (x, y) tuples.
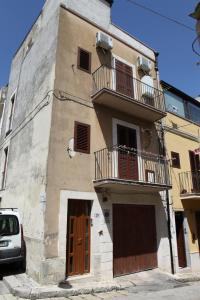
(0, 0), (172, 284)
(161, 81), (200, 272)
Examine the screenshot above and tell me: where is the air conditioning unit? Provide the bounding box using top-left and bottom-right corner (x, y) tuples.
(141, 75), (154, 99)
(137, 56), (152, 73)
(96, 32), (113, 51)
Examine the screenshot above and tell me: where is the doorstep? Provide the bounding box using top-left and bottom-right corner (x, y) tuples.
(172, 271), (200, 283)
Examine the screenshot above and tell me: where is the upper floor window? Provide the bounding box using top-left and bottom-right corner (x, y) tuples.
(164, 90), (200, 125)
(6, 93), (15, 136)
(1, 147), (8, 190)
(165, 90), (185, 118)
(188, 102), (200, 124)
(77, 48), (91, 73)
(171, 151), (181, 168)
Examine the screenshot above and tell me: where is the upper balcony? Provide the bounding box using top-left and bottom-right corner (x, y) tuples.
(94, 145), (171, 193)
(179, 171), (200, 199)
(92, 65), (166, 122)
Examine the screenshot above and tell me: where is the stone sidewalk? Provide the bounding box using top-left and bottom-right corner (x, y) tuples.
(3, 274), (125, 299)
(3, 269), (200, 299)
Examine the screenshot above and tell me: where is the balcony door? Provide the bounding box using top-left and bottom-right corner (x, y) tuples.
(189, 150), (200, 192)
(117, 124), (138, 180)
(115, 59), (134, 98)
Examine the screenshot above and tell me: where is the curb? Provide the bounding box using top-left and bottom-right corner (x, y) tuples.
(169, 273), (200, 283)
(3, 275), (124, 299)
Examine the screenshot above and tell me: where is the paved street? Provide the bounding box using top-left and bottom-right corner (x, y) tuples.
(1, 277), (200, 300)
(1, 267), (200, 300)
(1, 282), (200, 300)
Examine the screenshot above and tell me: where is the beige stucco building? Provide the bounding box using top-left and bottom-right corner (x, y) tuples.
(0, 0), (173, 284)
(161, 81), (200, 273)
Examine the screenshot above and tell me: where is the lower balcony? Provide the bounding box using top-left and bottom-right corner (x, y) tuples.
(94, 146), (171, 193)
(179, 171), (200, 199)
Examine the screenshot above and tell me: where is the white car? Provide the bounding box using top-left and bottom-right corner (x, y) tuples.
(0, 208), (26, 270)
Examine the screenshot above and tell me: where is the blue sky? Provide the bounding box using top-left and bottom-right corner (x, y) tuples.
(0, 0), (199, 97)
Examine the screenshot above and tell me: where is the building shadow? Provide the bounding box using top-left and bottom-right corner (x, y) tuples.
(0, 263), (25, 280)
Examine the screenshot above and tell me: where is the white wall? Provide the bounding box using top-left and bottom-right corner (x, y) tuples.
(43, 189), (173, 284)
(0, 4), (60, 281)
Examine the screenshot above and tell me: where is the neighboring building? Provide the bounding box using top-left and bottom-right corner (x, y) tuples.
(196, 96), (200, 102)
(0, 0), (172, 284)
(161, 81), (200, 272)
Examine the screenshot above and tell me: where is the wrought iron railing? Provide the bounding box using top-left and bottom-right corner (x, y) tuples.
(94, 146), (171, 186)
(179, 171), (200, 194)
(92, 65), (165, 112)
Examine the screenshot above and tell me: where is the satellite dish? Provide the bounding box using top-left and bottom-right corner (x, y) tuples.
(141, 75), (154, 101)
(67, 138), (76, 158)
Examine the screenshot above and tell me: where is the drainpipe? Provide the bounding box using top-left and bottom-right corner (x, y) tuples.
(166, 187), (175, 274)
(161, 123), (175, 275)
(155, 52), (174, 274)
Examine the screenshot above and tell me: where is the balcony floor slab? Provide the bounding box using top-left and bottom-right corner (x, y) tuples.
(180, 193), (200, 200)
(92, 88), (166, 122)
(93, 178), (171, 193)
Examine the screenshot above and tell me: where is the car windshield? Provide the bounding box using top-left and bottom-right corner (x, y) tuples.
(0, 215), (19, 236)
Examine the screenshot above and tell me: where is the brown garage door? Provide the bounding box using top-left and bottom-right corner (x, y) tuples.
(113, 204), (157, 277)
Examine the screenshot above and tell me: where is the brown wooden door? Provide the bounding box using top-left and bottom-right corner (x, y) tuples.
(189, 151), (200, 192)
(113, 204), (157, 277)
(66, 200), (91, 276)
(115, 59), (134, 98)
(175, 212), (187, 268)
(117, 124), (138, 180)
(195, 212), (200, 253)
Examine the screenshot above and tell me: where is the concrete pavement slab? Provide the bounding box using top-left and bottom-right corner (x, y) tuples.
(2, 295), (16, 300)
(110, 283), (200, 300)
(69, 296), (86, 300)
(80, 294), (100, 300)
(94, 292), (114, 299)
(95, 292), (121, 299)
(0, 282), (9, 295)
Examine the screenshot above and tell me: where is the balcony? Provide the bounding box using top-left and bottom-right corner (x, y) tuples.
(92, 65), (166, 122)
(94, 146), (171, 193)
(179, 171), (200, 199)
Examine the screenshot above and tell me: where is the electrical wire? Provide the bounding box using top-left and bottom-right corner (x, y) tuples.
(0, 89), (94, 151)
(126, 0), (195, 32)
(192, 35), (200, 57)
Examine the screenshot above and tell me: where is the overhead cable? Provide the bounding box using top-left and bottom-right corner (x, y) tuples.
(126, 0), (195, 32)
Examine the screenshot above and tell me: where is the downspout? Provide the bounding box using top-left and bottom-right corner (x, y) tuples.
(155, 52), (175, 274)
(161, 119), (175, 275)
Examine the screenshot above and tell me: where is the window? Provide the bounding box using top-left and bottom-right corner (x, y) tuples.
(6, 93), (15, 136)
(165, 91), (185, 118)
(1, 147), (8, 189)
(188, 102), (200, 124)
(74, 121), (90, 154)
(77, 48), (91, 73)
(171, 151), (181, 168)
(0, 215), (19, 236)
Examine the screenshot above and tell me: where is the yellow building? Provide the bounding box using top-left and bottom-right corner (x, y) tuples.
(161, 81), (200, 272)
